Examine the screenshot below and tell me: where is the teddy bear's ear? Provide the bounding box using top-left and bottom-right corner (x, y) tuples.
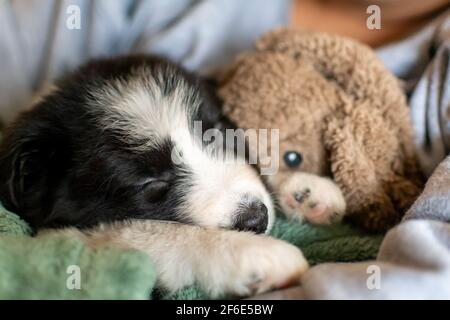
(322, 111), (400, 232)
(323, 101), (423, 232)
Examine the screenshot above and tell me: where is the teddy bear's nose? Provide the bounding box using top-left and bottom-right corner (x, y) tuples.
(233, 200), (268, 234)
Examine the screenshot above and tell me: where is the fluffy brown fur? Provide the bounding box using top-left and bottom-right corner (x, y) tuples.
(219, 29), (423, 232)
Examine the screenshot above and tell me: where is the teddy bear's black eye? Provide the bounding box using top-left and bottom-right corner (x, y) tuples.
(283, 151), (303, 168)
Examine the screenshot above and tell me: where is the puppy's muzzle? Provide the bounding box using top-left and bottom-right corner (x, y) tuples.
(233, 199), (268, 234)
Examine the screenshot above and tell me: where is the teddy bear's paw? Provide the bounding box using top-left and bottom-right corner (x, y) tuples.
(278, 172), (347, 225)
(202, 232), (308, 298)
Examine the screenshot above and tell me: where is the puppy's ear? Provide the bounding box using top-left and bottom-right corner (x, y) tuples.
(195, 77), (238, 132)
(0, 118), (57, 221)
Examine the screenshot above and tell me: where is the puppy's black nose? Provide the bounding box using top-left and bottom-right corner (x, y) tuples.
(233, 200), (268, 234)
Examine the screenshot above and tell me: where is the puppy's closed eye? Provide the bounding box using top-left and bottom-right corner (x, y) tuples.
(138, 178), (170, 202)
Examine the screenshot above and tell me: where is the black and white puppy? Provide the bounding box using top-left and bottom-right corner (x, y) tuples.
(0, 56), (307, 297)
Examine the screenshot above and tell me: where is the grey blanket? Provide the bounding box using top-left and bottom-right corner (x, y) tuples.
(378, 9), (450, 177)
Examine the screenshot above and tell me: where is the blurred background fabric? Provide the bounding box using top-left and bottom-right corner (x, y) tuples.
(0, 0), (290, 126)
(1, 0), (449, 126)
(377, 9), (450, 176)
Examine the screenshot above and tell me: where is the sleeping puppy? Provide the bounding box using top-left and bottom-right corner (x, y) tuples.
(0, 56), (307, 298)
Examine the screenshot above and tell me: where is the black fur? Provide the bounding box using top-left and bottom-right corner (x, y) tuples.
(0, 55), (225, 229)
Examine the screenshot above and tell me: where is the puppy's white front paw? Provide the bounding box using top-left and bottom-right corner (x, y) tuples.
(278, 172), (346, 224)
(203, 232), (308, 298)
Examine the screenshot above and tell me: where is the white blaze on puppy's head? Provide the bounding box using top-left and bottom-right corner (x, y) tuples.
(90, 65), (274, 233)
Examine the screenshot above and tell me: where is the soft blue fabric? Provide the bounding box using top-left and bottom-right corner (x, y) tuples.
(0, 0), (291, 125)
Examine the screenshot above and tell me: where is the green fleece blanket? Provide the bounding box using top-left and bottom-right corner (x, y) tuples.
(0, 202), (383, 299)
(0, 204), (156, 299)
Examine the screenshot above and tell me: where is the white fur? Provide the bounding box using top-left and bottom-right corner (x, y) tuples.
(89, 66), (199, 151)
(178, 150), (275, 231)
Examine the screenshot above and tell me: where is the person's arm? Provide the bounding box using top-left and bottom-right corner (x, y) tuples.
(292, 0), (449, 47)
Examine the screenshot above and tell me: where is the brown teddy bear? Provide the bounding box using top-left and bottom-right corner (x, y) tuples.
(218, 29), (423, 232)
